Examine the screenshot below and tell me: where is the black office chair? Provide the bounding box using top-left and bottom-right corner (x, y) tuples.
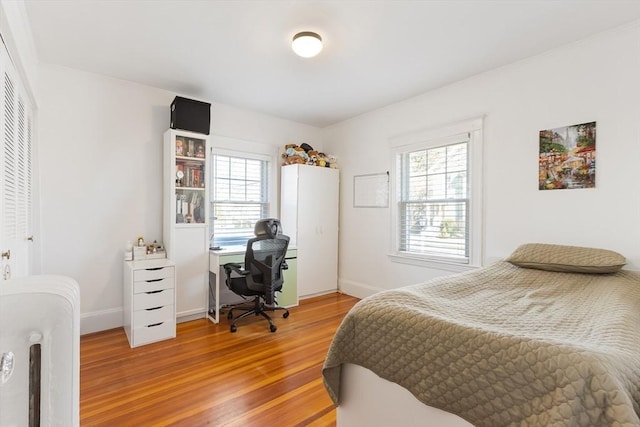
(223, 218), (290, 332)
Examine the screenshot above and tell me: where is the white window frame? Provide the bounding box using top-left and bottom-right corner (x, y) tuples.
(209, 134), (278, 246)
(389, 117), (483, 272)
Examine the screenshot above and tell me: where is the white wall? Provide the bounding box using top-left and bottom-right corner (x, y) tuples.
(37, 63), (321, 333)
(0, 0), (39, 100)
(323, 22), (640, 298)
(15, 6), (640, 330)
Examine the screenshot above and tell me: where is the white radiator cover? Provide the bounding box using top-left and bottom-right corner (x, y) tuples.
(0, 275), (80, 426)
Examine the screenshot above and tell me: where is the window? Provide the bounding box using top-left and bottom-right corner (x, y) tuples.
(210, 152), (270, 248)
(390, 118), (483, 269)
(399, 142), (468, 258)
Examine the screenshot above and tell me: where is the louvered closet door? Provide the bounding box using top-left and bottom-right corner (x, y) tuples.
(0, 41), (33, 280)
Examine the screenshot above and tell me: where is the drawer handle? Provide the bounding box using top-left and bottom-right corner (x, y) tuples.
(145, 306), (163, 311)
(145, 290), (163, 295)
(145, 267), (164, 271)
(145, 278), (163, 283)
(147, 322), (164, 328)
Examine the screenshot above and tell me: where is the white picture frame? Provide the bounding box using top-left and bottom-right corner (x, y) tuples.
(353, 172), (389, 208)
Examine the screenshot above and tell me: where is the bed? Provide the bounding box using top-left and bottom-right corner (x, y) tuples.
(322, 244), (640, 426)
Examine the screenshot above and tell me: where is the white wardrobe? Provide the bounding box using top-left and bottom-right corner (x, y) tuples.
(280, 164), (339, 298)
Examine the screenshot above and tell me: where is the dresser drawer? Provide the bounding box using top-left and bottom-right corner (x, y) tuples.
(133, 289), (174, 311)
(134, 266), (174, 282)
(133, 304), (174, 328)
(134, 276), (174, 294)
(133, 320), (176, 347)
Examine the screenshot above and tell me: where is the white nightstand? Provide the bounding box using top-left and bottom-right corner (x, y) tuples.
(123, 258), (176, 347)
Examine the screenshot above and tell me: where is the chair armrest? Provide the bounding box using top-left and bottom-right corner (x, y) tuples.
(224, 262), (243, 269)
(223, 262), (249, 276)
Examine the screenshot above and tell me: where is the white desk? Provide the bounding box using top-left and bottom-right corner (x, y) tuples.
(207, 246), (298, 323)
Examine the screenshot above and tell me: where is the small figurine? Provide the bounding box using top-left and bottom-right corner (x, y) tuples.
(176, 139), (184, 156)
(137, 236), (145, 247)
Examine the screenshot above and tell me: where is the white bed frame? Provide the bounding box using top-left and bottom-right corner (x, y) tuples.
(337, 363), (474, 427)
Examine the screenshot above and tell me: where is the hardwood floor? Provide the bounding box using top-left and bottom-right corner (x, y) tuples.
(80, 293), (359, 426)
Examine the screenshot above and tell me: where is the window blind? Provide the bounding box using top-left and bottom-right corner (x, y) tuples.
(398, 141), (469, 261)
(210, 154), (269, 247)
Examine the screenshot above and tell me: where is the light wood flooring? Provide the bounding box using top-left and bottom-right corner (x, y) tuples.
(80, 293), (359, 426)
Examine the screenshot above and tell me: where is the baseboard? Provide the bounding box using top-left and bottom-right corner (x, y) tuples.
(298, 289), (339, 300)
(177, 312), (206, 323)
(338, 279), (384, 299)
(81, 307), (123, 335)
(79, 285), (376, 335)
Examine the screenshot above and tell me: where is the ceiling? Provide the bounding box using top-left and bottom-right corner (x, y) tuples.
(23, 1), (640, 128)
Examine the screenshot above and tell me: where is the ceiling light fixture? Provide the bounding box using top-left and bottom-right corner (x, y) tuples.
(292, 32), (323, 58)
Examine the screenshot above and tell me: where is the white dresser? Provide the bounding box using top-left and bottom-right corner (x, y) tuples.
(123, 258), (176, 347)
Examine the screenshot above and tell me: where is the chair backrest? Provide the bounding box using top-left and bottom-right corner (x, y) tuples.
(244, 219), (290, 305)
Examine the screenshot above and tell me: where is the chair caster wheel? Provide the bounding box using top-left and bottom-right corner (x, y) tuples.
(270, 325), (277, 332)
(283, 311), (289, 319)
(227, 312), (233, 319)
(230, 325), (237, 333)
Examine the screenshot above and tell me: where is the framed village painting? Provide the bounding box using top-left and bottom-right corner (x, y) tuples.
(538, 121), (596, 190)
